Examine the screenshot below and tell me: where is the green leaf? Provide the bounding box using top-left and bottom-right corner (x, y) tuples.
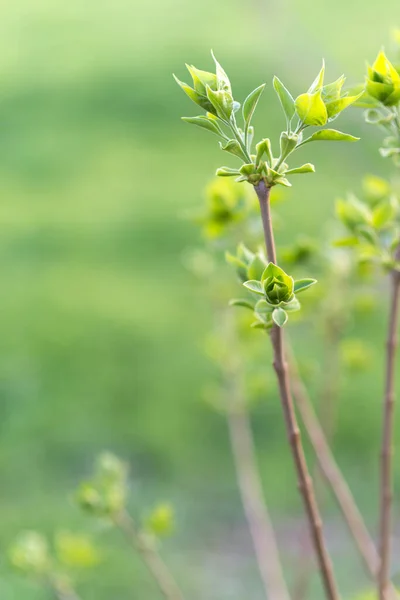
(185, 65), (217, 95)
(379, 146), (400, 158)
(229, 298), (255, 310)
(325, 94), (363, 119)
(279, 132), (299, 160)
(284, 297), (301, 312)
(216, 167), (241, 177)
(357, 226), (378, 245)
(294, 278), (317, 294)
(284, 163), (315, 175)
(273, 76), (296, 123)
(272, 307), (288, 327)
(333, 236), (360, 247)
(173, 74), (214, 112)
(308, 61), (325, 92)
(206, 86), (233, 120)
(275, 177), (292, 188)
(254, 299), (274, 314)
(220, 139), (248, 162)
(297, 129), (360, 147)
(242, 84), (266, 127)
(243, 280), (265, 295)
(372, 197), (397, 228)
(211, 51), (231, 93)
(322, 75), (346, 101)
(256, 139), (273, 166)
(248, 254), (268, 280)
(251, 320), (272, 330)
(335, 197), (371, 230)
(364, 109), (394, 126)
(295, 91), (327, 126)
(182, 116), (226, 137)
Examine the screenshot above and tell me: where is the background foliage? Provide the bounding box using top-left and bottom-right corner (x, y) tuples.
(2, 0), (400, 598)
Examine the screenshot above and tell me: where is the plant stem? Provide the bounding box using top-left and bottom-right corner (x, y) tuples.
(379, 253), (400, 600)
(290, 317), (342, 600)
(254, 180), (339, 600)
(227, 406), (291, 600)
(288, 346), (388, 585)
(114, 510), (185, 600)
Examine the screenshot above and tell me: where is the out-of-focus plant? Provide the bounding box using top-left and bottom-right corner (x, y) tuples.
(359, 50), (400, 165)
(336, 168), (400, 600)
(76, 452), (183, 600)
(9, 529), (100, 600)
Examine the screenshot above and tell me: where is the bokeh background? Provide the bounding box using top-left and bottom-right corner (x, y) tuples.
(1, 0), (400, 598)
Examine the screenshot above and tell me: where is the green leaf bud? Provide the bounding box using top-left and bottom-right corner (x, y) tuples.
(365, 50), (400, 106)
(145, 503), (175, 538)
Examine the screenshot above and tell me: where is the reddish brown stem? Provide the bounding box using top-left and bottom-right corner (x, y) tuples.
(254, 181), (339, 600)
(288, 346), (396, 594)
(379, 259), (400, 600)
(228, 407), (290, 600)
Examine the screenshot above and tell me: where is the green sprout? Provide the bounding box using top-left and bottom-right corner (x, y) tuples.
(174, 53), (360, 188)
(226, 244), (316, 329)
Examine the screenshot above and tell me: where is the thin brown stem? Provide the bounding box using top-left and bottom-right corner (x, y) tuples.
(289, 345), (398, 600)
(379, 257), (400, 600)
(291, 321), (342, 600)
(254, 181), (339, 600)
(114, 510), (185, 600)
(227, 407), (291, 600)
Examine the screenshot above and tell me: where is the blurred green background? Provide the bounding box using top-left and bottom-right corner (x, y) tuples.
(1, 0), (400, 598)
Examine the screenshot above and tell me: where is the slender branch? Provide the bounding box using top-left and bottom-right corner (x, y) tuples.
(290, 318), (342, 600)
(114, 510), (185, 600)
(379, 252), (400, 600)
(227, 407), (291, 600)
(254, 180), (339, 600)
(288, 344), (398, 600)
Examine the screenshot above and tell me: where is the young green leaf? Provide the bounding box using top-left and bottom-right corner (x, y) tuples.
(273, 76), (296, 123)
(357, 225), (378, 245)
(279, 132), (299, 160)
(173, 74), (214, 112)
(243, 280), (265, 295)
(372, 197), (397, 228)
(256, 139), (273, 166)
(229, 298), (255, 310)
(206, 86), (233, 120)
(216, 167), (241, 177)
(220, 139), (248, 162)
(297, 129), (360, 147)
(182, 116), (226, 137)
(333, 236), (360, 247)
(308, 60), (325, 93)
(211, 50), (231, 93)
(254, 298), (274, 314)
(285, 297), (301, 312)
(242, 84), (266, 127)
(284, 163), (315, 175)
(295, 91), (327, 126)
(272, 307), (288, 327)
(325, 94), (363, 119)
(294, 278), (317, 293)
(248, 254), (268, 280)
